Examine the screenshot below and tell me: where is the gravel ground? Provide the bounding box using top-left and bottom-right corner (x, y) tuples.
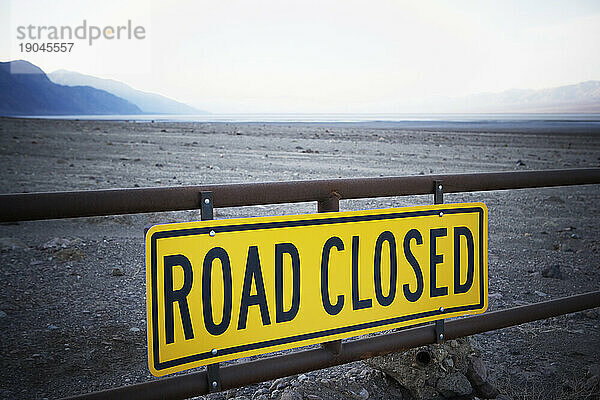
(0, 117), (599, 399)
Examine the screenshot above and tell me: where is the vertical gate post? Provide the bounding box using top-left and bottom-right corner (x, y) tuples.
(433, 181), (445, 343)
(201, 191), (222, 392)
(318, 192), (342, 355)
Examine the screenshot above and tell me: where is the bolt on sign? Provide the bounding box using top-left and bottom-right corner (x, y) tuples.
(146, 203), (488, 376)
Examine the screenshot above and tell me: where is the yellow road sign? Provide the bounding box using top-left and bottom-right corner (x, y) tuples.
(146, 203), (488, 376)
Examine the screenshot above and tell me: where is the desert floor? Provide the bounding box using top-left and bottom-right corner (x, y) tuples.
(0, 117), (599, 399)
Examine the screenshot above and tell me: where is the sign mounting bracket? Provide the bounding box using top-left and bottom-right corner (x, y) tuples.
(201, 191), (222, 392)
(318, 193), (343, 355)
(433, 180), (445, 344)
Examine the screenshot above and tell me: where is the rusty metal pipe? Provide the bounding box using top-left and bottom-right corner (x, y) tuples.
(64, 291), (600, 400)
(2, 168), (599, 222)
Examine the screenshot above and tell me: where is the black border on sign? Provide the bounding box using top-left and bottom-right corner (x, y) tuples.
(149, 206), (485, 371)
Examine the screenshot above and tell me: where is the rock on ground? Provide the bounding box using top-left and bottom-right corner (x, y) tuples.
(365, 338), (499, 399)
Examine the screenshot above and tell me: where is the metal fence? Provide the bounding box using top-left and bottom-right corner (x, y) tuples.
(2, 168), (599, 400)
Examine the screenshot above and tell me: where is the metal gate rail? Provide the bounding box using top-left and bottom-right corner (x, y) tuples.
(1, 168), (599, 222)
(2, 168), (598, 399)
(66, 291), (600, 400)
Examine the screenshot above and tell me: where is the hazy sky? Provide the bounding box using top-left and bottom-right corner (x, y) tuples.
(2, 0), (600, 112)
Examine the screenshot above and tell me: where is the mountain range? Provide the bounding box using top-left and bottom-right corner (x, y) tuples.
(0, 59), (598, 116)
(49, 70), (205, 115)
(0, 60), (204, 116)
(420, 81), (600, 113)
(0, 60), (141, 116)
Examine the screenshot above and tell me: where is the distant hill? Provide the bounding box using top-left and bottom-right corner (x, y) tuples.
(49, 70), (206, 114)
(0, 60), (142, 116)
(424, 81), (600, 113)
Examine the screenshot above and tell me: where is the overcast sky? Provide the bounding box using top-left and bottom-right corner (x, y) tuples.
(1, 0), (600, 112)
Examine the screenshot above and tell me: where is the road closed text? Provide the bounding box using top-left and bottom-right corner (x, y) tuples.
(146, 203), (487, 376)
